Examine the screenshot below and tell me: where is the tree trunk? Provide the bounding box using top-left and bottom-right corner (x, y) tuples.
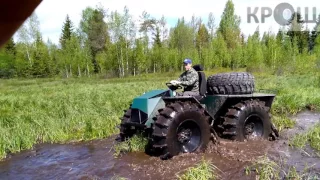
(126, 41), (129, 75)
(86, 63), (90, 77)
(65, 65), (69, 78)
(118, 63), (121, 78)
(69, 64), (72, 77)
(25, 45), (31, 66)
(121, 47), (124, 77)
(78, 64), (81, 77)
(116, 43), (121, 77)
(274, 50), (277, 70)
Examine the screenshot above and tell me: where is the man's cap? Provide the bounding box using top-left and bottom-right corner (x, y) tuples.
(183, 59), (192, 64)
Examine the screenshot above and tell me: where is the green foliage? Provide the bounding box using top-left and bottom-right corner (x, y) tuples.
(0, 39), (16, 78)
(262, 32), (281, 69)
(290, 123), (320, 150)
(287, 12), (309, 54)
(4, 38), (16, 56)
(87, 7), (108, 73)
(196, 24), (210, 66)
(80, 7), (95, 35)
(59, 15), (74, 49)
(272, 115), (296, 132)
(31, 34), (51, 77)
(60, 34), (93, 77)
(246, 156), (316, 180)
(245, 34), (264, 72)
(170, 17), (194, 52)
(218, 0), (241, 50)
(0, 51), (15, 78)
(0, 75), (174, 159)
(290, 133), (309, 149)
(310, 15), (320, 51)
(211, 32), (230, 68)
(5, 3), (320, 78)
(246, 156), (281, 180)
(255, 73), (320, 115)
(111, 175), (128, 180)
(176, 158), (220, 180)
(112, 134), (148, 157)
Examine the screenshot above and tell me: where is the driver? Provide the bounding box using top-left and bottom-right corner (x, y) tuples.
(170, 59), (199, 96)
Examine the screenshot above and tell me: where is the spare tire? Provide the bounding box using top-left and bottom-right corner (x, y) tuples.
(207, 72), (254, 95)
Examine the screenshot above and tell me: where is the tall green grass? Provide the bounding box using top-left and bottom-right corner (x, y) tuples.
(254, 74), (320, 132)
(112, 134), (148, 157)
(255, 74), (320, 115)
(176, 158), (220, 180)
(1, 71), (320, 159)
(246, 155), (319, 180)
(290, 123), (320, 150)
(246, 156), (281, 180)
(0, 77), (168, 159)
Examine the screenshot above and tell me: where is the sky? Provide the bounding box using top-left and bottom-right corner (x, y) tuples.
(22, 0), (320, 44)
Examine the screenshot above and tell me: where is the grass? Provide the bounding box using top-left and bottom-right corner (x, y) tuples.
(0, 76), (167, 159)
(272, 115), (296, 132)
(246, 156), (319, 180)
(110, 175), (128, 180)
(246, 155), (281, 180)
(1, 70), (320, 159)
(290, 123), (320, 150)
(112, 134), (148, 157)
(176, 158), (220, 180)
(255, 74), (320, 115)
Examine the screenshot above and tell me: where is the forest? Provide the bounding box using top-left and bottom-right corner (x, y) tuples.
(0, 0), (320, 79)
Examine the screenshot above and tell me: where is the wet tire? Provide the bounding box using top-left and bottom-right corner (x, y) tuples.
(222, 99), (272, 141)
(207, 72), (255, 95)
(152, 101), (211, 158)
(119, 106), (136, 141)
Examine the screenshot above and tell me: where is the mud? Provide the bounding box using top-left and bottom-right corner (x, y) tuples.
(0, 111), (319, 180)
(267, 111), (320, 177)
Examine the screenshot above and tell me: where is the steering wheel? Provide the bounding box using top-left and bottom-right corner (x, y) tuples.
(166, 82), (183, 89)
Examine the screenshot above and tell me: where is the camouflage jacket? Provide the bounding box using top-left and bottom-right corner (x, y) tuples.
(177, 68), (199, 92)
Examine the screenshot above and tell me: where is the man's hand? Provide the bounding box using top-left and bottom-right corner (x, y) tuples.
(170, 80), (181, 86)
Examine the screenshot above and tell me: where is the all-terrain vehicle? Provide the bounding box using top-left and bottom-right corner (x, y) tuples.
(117, 65), (279, 159)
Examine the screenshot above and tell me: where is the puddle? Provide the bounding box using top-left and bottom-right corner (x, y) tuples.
(0, 138), (256, 180)
(267, 111), (320, 177)
(0, 111), (319, 179)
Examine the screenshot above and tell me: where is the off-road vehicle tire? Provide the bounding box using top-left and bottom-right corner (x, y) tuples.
(207, 72), (255, 95)
(151, 101), (211, 158)
(119, 106), (136, 141)
(222, 99), (273, 141)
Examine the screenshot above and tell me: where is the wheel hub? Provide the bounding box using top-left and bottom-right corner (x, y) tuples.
(178, 129), (192, 144)
(244, 115), (263, 139)
(176, 119), (201, 153)
(245, 122), (255, 135)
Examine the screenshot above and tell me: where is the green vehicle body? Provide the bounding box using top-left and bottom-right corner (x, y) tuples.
(125, 89), (275, 131)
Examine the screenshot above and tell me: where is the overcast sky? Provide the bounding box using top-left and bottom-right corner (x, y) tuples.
(23, 0), (320, 44)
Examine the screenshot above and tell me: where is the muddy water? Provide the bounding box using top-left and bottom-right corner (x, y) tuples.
(0, 111), (319, 180)
(267, 111), (320, 177)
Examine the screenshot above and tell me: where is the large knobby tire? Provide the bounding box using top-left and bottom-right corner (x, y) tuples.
(207, 72), (255, 95)
(152, 101), (211, 158)
(222, 99), (272, 141)
(119, 106), (136, 141)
